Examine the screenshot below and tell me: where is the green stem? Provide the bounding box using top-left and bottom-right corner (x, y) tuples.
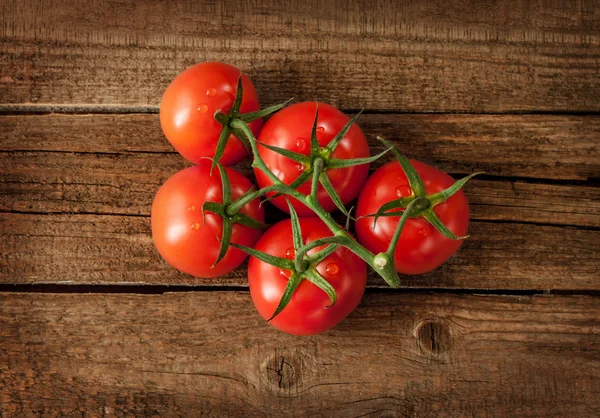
(294, 252), (307, 272)
(386, 197), (424, 257)
(231, 119), (285, 186)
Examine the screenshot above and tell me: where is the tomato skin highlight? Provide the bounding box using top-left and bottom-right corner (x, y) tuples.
(248, 217), (367, 335)
(151, 162), (264, 278)
(254, 101), (370, 216)
(160, 62), (262, 165)
(355, 160), (470, 275)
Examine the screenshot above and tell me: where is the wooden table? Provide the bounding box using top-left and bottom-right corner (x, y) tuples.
(1, 1), (599, 416)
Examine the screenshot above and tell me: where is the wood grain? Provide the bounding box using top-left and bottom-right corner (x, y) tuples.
(2, 114), (598, 227)
(2, 113), (598, 180)
(1, 213), (598, 289)
(4, 150), (598, 226)
(1, 292), (598, 417)
(1, 0), (599, 111)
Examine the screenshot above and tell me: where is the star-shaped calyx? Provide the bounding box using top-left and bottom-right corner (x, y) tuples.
(201, 162), (268, 268)
(212, 75), (291, 173)
(259, 105), (393, 217)
(232, 199), (343, 321)
(360, 137), (482, 261)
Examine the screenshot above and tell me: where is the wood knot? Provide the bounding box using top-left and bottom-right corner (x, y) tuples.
(415, 319), (451, 356)
(264, 353), (303, 394)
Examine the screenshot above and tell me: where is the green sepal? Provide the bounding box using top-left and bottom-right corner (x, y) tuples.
(211, 125), (232, 172)
(310, 158), (323, 200)
(201, 200), (231, 268)
(231, 75), (244, 116)
(238, 98), (293, 123)
(202, 201), (224, 222)
(306, 270), (337, 308)
(258, 142), (309, 164)
(215, 162), (232, 204)
(285, 198), (304, 250)
(309, 105), (321, 154)
(345, 206), (354, 231)
(378, 136), (426, 197)
(230, 243), (294, 270)
(362, 196), (414, 228)
(213, 217), (233, 267)
(428, 172), (482, 207)
(297, 236), (347, 257)
(209, 164), (232, 266)
(261, 169), (312, 205)
(288, 168), (313, 190)
(306, 243), (339, 265)
(320, 171), (351, 217)
(267, 273), (303, 321)
(326, 110), (363, 151)
(422, 209), (468, 240)
(232, 212), (268, 230)
(327, 147), (393, 169)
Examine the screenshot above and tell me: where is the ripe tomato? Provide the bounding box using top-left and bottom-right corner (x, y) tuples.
(248, 217), (367, 335)
(151, 162), (264, 278)
(254, 102), (370, 216)
(160, 62), (262, 165)
(355, 160), (470, 275)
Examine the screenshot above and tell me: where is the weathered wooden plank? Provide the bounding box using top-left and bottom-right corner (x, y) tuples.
(2, 113), (598, 180)
(2, 148), (598, 227)
(1, 292), (598, 416)
(1, 113), (598, 226)
(1, 213), (597, 289)
(1, 0), (599, 111)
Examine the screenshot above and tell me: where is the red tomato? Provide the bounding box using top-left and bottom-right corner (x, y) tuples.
(248, 217), (367, 335)
(355, 160), (470, 275)
(160, 62), (262, 165)
(254, 102), (370, 216)
(151, 162), (264, 278)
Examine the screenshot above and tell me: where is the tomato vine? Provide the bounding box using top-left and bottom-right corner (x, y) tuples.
(207, 74), (479, 318)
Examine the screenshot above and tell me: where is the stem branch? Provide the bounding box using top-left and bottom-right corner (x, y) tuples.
(231, 118), (402, 288)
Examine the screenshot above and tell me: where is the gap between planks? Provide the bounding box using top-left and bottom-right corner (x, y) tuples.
(3, 104), (600, 116)
(1, 283), (599, 297)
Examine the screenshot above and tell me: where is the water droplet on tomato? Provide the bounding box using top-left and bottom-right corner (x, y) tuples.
(188, 205), (196, 212)
(395, 185), (412, 198)
(418, 228), (429, 237)
(197, 104), (208, 113)
(280, 269), (291, 279)
(325, 263), (339, 275)
(296, 164), (304, 173)
(316, 126), (325, 134)
(206, 88), (217, 97)
(295, 137), (306, 151)
(285, 247), (295, 259)
(191, 222), (201, 230)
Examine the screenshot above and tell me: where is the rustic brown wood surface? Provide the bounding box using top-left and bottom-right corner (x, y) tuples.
(1, 0), (599, 416)
(1, 292), (599, 417)
(1, 0), (600, 112)
(2, 213), (598, 289)
(1, 113), (599, 180)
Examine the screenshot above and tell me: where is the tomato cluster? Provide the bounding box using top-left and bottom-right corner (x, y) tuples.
(152, 62), (474, 335)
